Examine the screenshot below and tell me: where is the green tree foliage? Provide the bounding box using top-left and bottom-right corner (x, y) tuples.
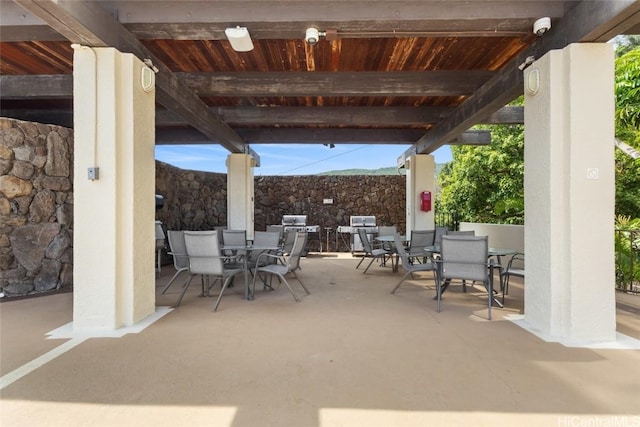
(437, 122), (524, 224)
(614, 47), (640, 218)
(438, 44), (640, 223)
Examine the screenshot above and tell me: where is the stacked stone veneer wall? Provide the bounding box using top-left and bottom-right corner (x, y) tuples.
(1, 117), (406, 297)
(156, 161), (406, 251)
(0, 118), (74, 297)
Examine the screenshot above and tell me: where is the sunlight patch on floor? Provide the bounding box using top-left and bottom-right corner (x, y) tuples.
(319, 409), (640, 427)
(0, 401), (237, 427)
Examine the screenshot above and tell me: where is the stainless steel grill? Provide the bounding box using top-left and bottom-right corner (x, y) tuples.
(279, 215), (321, 251)
(335, 216), (378, 252)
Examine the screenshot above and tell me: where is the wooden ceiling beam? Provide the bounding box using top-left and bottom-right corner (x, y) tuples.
(0, 70), (495, 98)
(1, 1), (568, 41)
(182, 71), (494, 97)
(0, 106), (524, 129)
(154, 127), (492, 146)
(12, 0), (246, 153)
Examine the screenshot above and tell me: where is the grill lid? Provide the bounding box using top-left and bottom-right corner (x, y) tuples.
(282, 215), (307, 226)
(350, 216), (376, 227)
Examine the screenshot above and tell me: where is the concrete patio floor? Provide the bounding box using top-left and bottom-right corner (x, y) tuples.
(1, 252), (639, 427)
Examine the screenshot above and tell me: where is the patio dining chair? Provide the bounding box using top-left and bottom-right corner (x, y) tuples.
(355, 227), (391, 274)
(247, 231), (282, 272)
(407, 229), (436, 265)
(500, 252), (525, 304)
(391, 233), (437, 295)
(435, 235), (497, 320)
(178, 230), (243, 311)
(155, 221), (166, 275)
(222, 229), (247, 263)
(161, 230), (189, 294)
(434, 226), (449, 245)
(251, 231), (310, 302)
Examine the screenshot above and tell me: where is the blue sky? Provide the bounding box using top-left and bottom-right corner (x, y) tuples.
(155, 144), (452, 175)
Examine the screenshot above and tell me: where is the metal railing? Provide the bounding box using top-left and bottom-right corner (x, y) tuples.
(435, 212), (460, 231)
(615, 228), (640, 293)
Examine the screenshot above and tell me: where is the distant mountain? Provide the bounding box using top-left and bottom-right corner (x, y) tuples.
(319, 167), (404, 176)
(319, 164), (445, 176)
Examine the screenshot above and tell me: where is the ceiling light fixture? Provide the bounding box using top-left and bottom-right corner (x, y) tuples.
(225, 26), (254, 52)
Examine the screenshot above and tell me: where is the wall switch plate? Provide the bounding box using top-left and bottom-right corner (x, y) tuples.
(87, 167), (99, 180)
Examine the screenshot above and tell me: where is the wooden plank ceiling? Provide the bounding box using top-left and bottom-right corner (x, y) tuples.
(1, 0), (639, 163)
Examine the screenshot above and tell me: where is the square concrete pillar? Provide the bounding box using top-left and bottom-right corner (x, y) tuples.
(226, 153), (255, 240)
(405, 154), (435, 236)
(524, 43), (616, 343)
(73, 47), (156, 332)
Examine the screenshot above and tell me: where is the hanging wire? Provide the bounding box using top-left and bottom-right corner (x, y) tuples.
(277, 145), (371, 175)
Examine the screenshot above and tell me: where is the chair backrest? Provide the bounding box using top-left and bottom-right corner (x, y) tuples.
(357, 228), (374, 253)
(249, 231), (281, 263)
(393, 233), (412, 268)
(377, 225), (397, 237)
(266, 225), (284, 243)
(282, 230), (297, 254)
(434, 226), (449, 245)
(214, 225), (227, 245)
(409, 230), (435, 250)
(222, 229), (247, 246)
(287, 231), (307, 272)
(440, 235), (488, 282)
(184, 230), (224, 276)
(155, 221), (166, 249)
(508, 252), (525, 271)
(446, 230), (475, 236)
(167, 230), (189, 269)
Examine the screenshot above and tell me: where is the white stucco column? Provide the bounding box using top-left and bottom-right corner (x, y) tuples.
(524, 43), (616, 343)
(226, 153), (255, 240)
(72, 46), (156, 332)
(405, 154), (435, 235)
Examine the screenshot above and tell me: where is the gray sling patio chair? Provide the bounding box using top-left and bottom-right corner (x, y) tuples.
(178, 230), (243, 311)
(222, 229), (247, 262)
(434, 226), (449, 245)
(355, 227), (391, 273)
(391, 233), (437, 295)
(251, 231), (310, 302)
(247, 231), (282, 272)
(281, 229), (297, 255)
(161, 230), (189, 294)
(435, 235), (497, 320)
(155, 221), (166, 276)
(407, 229), (436, 265)
(500, 252), (525, 304)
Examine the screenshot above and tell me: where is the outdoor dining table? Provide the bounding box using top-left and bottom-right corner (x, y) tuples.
(424, 244), (517, 308)
(221, 244), (281, 300)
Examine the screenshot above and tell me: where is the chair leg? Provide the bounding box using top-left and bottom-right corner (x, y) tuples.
(213, 275), (234, 312)
(161, 268), (188, 294)
(174, 275), (194, 307)
(487, 278), (493, 321)
(363, 256), (378, 274)
(436, 269), (442, 312)
(390, 272), (411, 294)
(356, 255), (367, 269)
(291, 271), (310, 295)
(278, 274), (301, 302)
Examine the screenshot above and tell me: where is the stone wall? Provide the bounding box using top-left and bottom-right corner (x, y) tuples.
(0, 118), (74, 297)
(1, 117), (406, 297)
(156, 162), (406, 251)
